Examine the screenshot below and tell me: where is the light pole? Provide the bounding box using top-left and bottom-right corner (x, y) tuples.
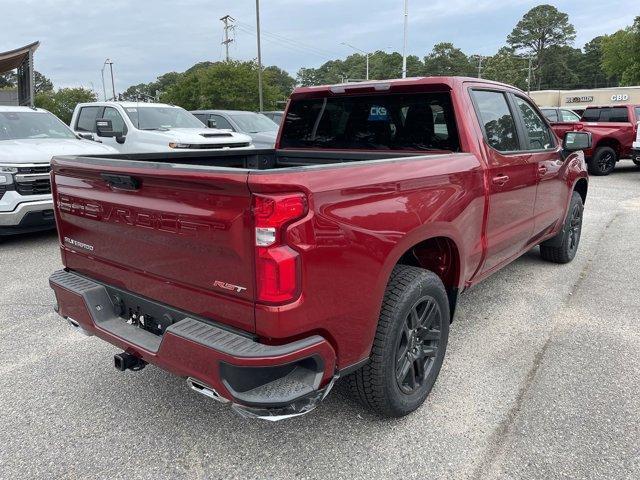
(402, 0), (409, 78)
(255, 0), (264, 112)
(101, 59), (115, 101)
(341, 42), (370, 80)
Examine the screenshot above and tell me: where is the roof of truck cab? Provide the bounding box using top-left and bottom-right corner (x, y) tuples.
(74, 102), (179, 108)
(292, 76), (521, 95)
(190, 109), (264, 115)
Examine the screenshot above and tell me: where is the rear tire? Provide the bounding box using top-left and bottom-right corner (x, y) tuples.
(587, 146), (617, 176)
(540, 191), (584, 264)
(633, 159), (640, 168)
(346, 265), (450, 417)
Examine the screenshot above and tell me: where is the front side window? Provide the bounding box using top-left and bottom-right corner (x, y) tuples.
(102, 107), (127, 134)
(280, 92), (459, 151)
(76, 106), (102, 132)
(514, 96), (554, 150)
(0, 111), (76, 141)
(635, 107), (640, 122)
(560, 109), (580, 122)
(230, 113), (278, 133)
(471, 90), (519, 152)
(124, 106), (204, 130)
(211, 115), (234, 131)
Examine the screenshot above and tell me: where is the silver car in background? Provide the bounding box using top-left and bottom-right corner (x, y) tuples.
(191, 110), (279, 149)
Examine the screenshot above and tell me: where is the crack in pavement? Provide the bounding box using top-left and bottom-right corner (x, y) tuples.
(471, 211), (621, 480)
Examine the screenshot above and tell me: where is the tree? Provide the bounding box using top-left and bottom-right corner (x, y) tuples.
(161, 61), (283, 111)
(602, 17), (640, 86)
(0, 72), (16, 89)
(35, 88), (97, 124)
(507, 5), (576, 89)
(34, 71), (53, 94)
(577, 37), (618, 88)
(263, 65), (296, 98)
(423, 43), (476, 77)
(482, 47), (528, 90)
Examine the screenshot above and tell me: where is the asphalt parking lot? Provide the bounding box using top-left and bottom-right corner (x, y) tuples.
(1, 163), (639, 480)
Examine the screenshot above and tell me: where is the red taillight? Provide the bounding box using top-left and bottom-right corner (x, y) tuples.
(253, 193), (307, 304)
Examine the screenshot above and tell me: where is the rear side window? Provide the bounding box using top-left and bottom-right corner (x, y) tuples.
(541, 108), (558, 122)
(75, 106), (101, 132)
(280, 92), (459, 151)
(471, 90), (519, 152)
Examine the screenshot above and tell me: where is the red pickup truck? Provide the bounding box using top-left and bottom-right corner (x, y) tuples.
(49, 77), (590, 419)
(573, 104), (640, 175)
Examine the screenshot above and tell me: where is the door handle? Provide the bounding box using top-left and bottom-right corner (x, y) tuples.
(492, 174), (510, 186)
(538, 165), (548, 175)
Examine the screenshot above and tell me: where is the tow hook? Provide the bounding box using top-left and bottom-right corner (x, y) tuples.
(114, 352), (147, 372)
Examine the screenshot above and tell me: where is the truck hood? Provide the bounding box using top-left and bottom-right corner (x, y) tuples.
(0, 138), (118, 164)
(152, 128), (252, 146)
(248, 131), (277, 148)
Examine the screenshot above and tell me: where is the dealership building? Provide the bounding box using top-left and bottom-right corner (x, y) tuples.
(529, 85), (640, 110)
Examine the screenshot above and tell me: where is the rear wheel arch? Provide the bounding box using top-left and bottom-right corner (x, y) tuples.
(395, 236), (462, 320)
(595, 137), (621, 157)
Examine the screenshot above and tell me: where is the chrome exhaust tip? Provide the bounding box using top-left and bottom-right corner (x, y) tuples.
(186, 377), (229, 404)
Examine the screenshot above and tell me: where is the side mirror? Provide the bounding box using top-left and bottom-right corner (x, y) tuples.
(76, 132), (97, 141)
(95, 119), (115, 138)
(207, 118), (218, 128)
(563, 131), (592, 151)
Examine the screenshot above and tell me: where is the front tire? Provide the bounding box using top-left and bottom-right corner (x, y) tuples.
(588, 146), (617, 176)
(540, 191), (584, 264)
(346, 265), (450, 417)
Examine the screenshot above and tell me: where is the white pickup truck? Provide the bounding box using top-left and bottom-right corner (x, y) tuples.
(632, 122), (640, 166)
(0, 106), (117, 236)
(70, 102), (253, 153)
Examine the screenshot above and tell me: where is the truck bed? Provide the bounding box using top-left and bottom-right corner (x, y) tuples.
(69, 148), (426, 170)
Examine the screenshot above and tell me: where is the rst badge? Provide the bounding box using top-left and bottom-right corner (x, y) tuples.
(213, 281), (247, 293)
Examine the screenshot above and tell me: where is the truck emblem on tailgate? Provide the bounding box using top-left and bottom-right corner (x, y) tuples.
(64, 237), (94, 252)
(213, 281), (247, 293)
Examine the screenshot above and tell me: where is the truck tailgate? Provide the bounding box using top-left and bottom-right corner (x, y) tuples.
(51, 156), (256, 333)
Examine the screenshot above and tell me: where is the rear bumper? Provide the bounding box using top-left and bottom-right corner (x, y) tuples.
(49, 269), (337, 419)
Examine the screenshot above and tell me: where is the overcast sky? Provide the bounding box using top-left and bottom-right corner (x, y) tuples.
(1, 0), (636, 97)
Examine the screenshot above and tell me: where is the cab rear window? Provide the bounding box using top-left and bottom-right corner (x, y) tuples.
(280, 92), (460, 151)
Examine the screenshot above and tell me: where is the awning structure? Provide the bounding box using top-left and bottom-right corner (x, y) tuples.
(0, 41), (40, 106)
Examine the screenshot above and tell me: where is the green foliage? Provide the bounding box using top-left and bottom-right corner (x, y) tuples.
(507, 4), (576, 89)
(602, 17), (640, 86)
(35, 88), (97, 124)
(482, 48), (528, 90)
(423, 43), (476, 77)
(160, 61), (288, 111)
(0, 71), (52, 93)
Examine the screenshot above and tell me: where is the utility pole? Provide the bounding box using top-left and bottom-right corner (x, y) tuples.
(526, 55), (532, 95)
(220, 15), (235, 61)
(477, 56), (485, 79)
(256, 0), (264, 111)
(109, 60), (116, 101)
(402, 0), (409, 78)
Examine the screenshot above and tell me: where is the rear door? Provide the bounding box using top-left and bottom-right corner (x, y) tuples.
(52, 156), (256, 332)
(470, 89), (538, 274)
